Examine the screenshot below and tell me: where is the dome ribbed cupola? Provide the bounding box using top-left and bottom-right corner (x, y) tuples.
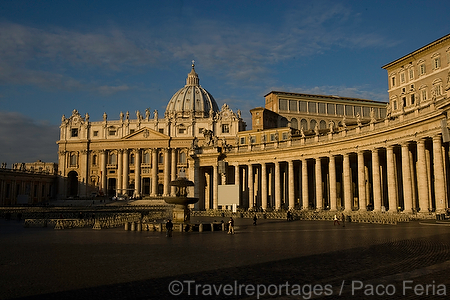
(165, 62), (219, 118)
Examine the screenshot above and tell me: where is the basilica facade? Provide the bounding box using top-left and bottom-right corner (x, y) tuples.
(57, 34), (450, 214)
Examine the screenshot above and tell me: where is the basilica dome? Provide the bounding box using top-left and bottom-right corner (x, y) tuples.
(165, 63), (219, 118)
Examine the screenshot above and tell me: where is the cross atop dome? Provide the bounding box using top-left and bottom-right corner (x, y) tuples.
(187, 60), (199, 86)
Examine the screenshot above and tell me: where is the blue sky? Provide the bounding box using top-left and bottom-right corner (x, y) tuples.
(1, 0), (449, 166)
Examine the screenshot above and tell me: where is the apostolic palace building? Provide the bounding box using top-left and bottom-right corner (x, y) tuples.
(56, 34), (450, 214)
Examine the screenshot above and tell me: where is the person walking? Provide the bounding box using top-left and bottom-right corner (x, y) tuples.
(333, 214), (340, 226)
(228, 217), (235, 234)
(166, 219), (173, 237)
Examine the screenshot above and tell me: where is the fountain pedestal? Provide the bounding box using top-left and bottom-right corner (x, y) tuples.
(164, 175), (198, 224)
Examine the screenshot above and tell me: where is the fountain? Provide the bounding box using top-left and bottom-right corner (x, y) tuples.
(164, 169), (198, 223)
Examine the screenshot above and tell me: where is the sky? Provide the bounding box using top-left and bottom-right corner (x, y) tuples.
(1, 0), (449, 167)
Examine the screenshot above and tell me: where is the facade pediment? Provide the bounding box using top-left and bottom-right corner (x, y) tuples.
(122, 127), (169, 141)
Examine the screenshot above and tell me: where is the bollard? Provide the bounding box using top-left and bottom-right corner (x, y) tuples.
(199, 223), (203, 232)
(124, 222), (129, 231)
(222, 223), (225, 231)
(211, 223), (214, 232)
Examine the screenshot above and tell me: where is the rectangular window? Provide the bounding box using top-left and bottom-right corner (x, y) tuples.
(318, 102), (326, 114)
(436, 84), (442, 96)
(178, 128), (186, 134)
(402, 97), (407, 107)
(393, 100), (397, 110)
(289, 100), (298, 112)
(71, 128), (78, 137)
(282, 132), (288, 140)
(411, 94), (415, 105)
(240, 137), (246, 144)
(93, 131), (98, 137)
(336, 104), (344, 116)
(250, 136), (256, 144)
(130, 129), (135, 134)
(299, 101), (307, 112)
(421, 89), (427, 101)
(108, 130), (116, 136)
(308, 102), (317, 113)
(279, 99), (288, 111)
(198, 128), (204, 134)
(409, 69), (414, 80)
(327, 103), (335, 115)
(362, 107), (371, 118)
(270, 134), (276, 141)
(222, 124), (230, 133)
(400, 72), (405, 83)
(391, 76), (396, 87)
(434, 58), (441, 69)
(345, 105), (353, 116)
(159, 129), (164, 134)
(419, 64), (426, 75)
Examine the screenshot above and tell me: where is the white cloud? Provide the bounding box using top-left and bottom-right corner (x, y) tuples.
(0, 111), (59, 166)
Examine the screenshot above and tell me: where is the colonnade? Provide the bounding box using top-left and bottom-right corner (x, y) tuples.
(200, 135), (449, 213)
(61, 147), (187, 198)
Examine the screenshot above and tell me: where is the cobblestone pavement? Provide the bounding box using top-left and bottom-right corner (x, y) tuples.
(1, 217), (450, 299)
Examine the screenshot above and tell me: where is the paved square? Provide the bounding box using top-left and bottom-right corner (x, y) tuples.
(1, 217), (450, 299)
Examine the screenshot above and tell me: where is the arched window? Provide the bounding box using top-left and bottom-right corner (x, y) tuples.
(108, 153), (117, 165)
(69, 153), (77, 167)
(143, 152), (150, 164)
(179, 152), (187, 164)
(310, 119), (317, 130)
(300, 119), (308, 130)
(92, 154), (98, 166)
(319, 120), (327, 129)
(291, 118), (298, 129)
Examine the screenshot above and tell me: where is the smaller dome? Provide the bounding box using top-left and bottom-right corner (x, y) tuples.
(165, 62), (219, 118)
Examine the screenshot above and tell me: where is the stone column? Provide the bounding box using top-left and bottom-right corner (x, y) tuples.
(134, 149), (141, 198)
(100, 150), (107, 195)
(433, 136), (446, 211)
(117, 150), (123, 195)
(275, 161), (281, 210)
(386, 145), (397, 212)
(171, 148), (177, 196)
(248, 164), (254, 209)
(315, 158), (323, 210)
(288, 160), (295, 209)
(213, 164), (218, 209)
(401, 143), (413, 212)
(261, 163), (267, 210)
(302, 159), (309, 210)
(151, 148), (158, 196)
(235, 164), (240, 205)
(416, 139), (429, 212)
(80, 150), (88, 197)
(343, 153), (352, 212)
(205, 171), (210, 210)
(357, 151), (366, 211)
(163, 148), (170, 196)
(329, 155), (337, 211)
(123, 149), (129, 193)
(372, 149), (382, 212)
